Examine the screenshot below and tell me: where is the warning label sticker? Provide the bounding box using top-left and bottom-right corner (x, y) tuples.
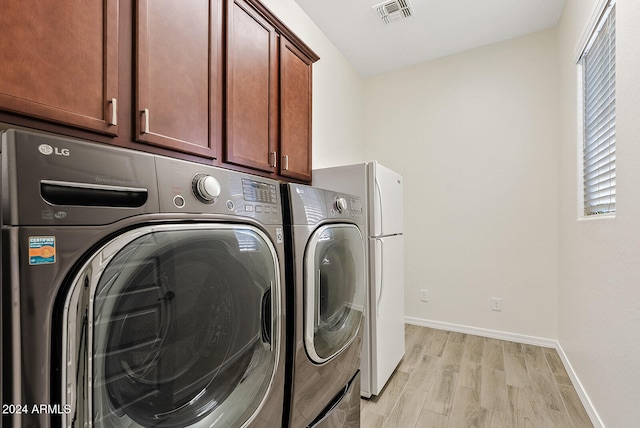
(29, 236), (56, 265)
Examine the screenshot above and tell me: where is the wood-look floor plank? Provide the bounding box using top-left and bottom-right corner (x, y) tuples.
(507, 385), (540, 428)
(399, 327), (437, 375)
(458, 334), (484, 402)
(486, 409), (511, 428)
(423, 368), (458, 415)
(503, 340), (524, 356)
(359, 325), (593, 428)
(529, 368), (566, 413)
(407, 354), (441, 392)
(544, 349), (573, 386)
(425, 329), (450, 358)
(383, 387), (428, 428)
(414, 326), (436, 349)
(360, 402), (386, 428)
(449, 386), (487, 428)
(404, 323), (420, 344)
(448, 331), (467, 344)
(529, 391), (575, 428)
(440, 342), (465, 373)
(522, 344), (550, 371)
(365, 370), (409, 416)
(448, 397), (489, 427)
(524, 383), (574, 428)
(504, 353), (531, 388)
(480, 367), (509, 413)
(398, 343), (426, 374)
(482, 339), (505, 371)
(464, 334), (485, 357)
(458, 352), (482, 400)
(558, 384), (594, 428)
(415, 408), (449, 428)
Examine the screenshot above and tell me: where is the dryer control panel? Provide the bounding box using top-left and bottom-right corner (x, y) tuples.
(326, 191), (364, 221)
(284, 184), (364, 227)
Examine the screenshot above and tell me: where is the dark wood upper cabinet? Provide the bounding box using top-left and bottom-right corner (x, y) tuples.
(279, 37), (313, 182)
(0, 0), (318, 182)
(0, 0), (119, 135)
(136, 0), (222, 158)
(226, 0), (319, 179)
(226, 0), (278, 173)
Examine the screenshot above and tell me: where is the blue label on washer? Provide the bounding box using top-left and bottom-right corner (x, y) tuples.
(29, 236), (56, 265)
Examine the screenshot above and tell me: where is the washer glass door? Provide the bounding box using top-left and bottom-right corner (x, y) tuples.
(62, 224), (281, 428)
(304, 224), (365, 363)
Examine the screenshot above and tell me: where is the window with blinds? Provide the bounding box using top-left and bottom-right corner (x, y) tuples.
(579, 1), (616, 216)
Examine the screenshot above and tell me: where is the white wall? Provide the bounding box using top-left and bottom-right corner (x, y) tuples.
(363, 30), (560, 340)
(557, 0), (640, 426)
(259, 0), (366, 168)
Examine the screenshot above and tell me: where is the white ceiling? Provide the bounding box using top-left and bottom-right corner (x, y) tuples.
(293, 0), (566, 77)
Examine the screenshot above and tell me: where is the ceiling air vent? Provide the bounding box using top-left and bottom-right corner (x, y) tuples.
(373, 0), (414, 25)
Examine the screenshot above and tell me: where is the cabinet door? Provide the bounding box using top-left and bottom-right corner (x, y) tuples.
(226, 0), (278, 173)
(280, 38), (313, 182)
(0, 0), (118, 134)
(136, 0), (222, 158)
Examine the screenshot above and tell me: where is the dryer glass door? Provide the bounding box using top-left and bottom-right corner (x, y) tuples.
(304, 224), (365, 363)
(62, 224), (281, 428)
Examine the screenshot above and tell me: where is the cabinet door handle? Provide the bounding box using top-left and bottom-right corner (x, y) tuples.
(270, 151), (277, 168)
(283, 155), (289, 171)
(109, 98), (117, 126)
(142, 109), (150, 134)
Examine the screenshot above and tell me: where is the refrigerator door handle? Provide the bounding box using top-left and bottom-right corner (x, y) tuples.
(375, 178), (384, 237)
(375, 238), (384, 316)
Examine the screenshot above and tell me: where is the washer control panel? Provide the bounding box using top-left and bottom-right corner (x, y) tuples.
(155, 156), (281, 224)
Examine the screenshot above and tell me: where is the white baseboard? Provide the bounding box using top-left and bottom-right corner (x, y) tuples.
(404, 316), (604, 428)
(405, 317), (557, 348)
(555, 342), (605, 428)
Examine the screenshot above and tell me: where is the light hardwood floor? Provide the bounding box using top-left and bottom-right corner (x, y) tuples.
(360, 325), (593, 428)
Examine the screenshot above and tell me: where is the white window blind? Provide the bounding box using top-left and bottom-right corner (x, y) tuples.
(580, 1), (616, 216)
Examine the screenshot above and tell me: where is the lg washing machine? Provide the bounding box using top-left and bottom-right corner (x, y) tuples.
(1, 129), (287, 428)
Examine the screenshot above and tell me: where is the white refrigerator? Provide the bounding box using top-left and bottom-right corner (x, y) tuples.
(313, 161), (405, 397)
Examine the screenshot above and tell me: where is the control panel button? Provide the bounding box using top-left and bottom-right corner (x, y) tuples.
(193, 174), (221, 204)
(173, 195), (186, 208)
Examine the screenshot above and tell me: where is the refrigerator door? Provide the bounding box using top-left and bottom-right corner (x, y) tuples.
(369, 162), (403, 237)
(367, 234), (404, 396)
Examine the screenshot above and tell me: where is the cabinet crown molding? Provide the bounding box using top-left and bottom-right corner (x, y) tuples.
(242, 0), (320, 63)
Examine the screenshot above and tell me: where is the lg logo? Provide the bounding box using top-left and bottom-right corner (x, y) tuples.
(38, 144), (70, 156)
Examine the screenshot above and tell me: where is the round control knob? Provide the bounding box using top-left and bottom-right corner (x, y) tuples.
(335, 197), (348, 213)
(193, 174), (221, 203)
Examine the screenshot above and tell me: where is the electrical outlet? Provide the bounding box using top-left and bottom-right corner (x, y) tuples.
(420, 289), (429, 302)
(491, 297), (502, 312)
